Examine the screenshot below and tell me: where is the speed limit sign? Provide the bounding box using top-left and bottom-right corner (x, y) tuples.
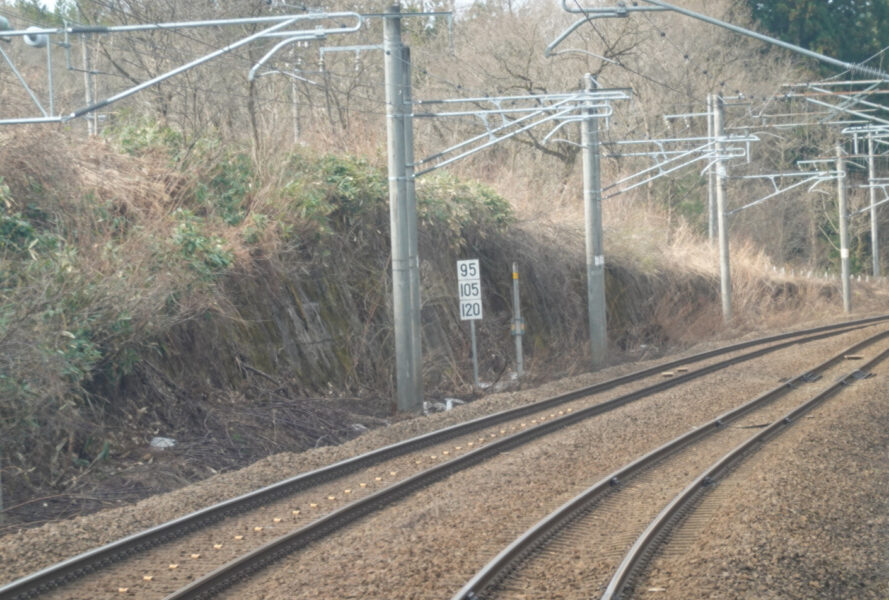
(457, 259), (482, 320)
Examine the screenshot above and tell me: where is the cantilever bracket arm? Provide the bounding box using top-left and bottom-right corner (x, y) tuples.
(852, 188), (889, 216)
(248, 34), (325, 82)
(560, 1), (668, 15)
(546, 15), (621, 58)
(726, 172), (837, 216)
(547, 0), (670, 58)
(65, 16), (309, 121)
(0, 12), (362, 125)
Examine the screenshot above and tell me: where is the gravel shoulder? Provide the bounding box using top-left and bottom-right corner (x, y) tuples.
(0, 345), (679, 586)
(210, 327), (885, 600)
(2, 322), (887, 600)
(638, 357), (889, 599)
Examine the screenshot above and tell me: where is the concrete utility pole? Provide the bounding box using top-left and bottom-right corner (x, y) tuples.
(714, 95), (732, 322)
(401, 44), (423, 407)
(384, 4), (422, 412)
(837, 144), (852, 313)
(582, 73), (608, 366)
(868, 132), (880, 277)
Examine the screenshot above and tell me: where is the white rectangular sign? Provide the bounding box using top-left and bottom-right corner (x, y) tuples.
(456, 259), (480, 282)
(458, 280), (481, 300)
(457, 259), (483, 321)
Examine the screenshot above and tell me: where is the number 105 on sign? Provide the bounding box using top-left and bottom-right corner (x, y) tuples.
(459, 281), (480, 299)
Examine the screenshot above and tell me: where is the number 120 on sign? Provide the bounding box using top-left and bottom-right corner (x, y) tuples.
(460, 300), (482, 320)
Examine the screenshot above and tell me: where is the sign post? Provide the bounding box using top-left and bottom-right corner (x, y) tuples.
(457, 259), (482, 388)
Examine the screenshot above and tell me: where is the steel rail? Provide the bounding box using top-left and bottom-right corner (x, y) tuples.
(1, 316), (885, 600)
(451, 327), (889, 600)
(602, 339), (889, 600)
(162, 323), (885, 600)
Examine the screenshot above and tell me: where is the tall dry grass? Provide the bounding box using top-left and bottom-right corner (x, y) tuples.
(0, 128), (246, 494)
(3, 0), (887, 524)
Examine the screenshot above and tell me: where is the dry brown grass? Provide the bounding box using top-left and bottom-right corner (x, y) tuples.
(0, 129), (239, 503)
(3, 113), (886, 527)
(485, 165), (889, 347)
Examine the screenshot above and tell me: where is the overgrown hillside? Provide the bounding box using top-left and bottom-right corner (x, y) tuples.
(2, 0), (889, 527)
(1, 125), (874, 527)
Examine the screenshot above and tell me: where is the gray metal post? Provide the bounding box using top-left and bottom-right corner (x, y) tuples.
(401, 45), (423, 406)
(837, 145), (852, 313)
(470, 320), (480, 388)
(81, 36), (96, 135)
(714, 95), (732, 321)
(289, 46), (299, 143)
(582, 73), (607, 366)
(46, 42), (54, 117)
(868, 132), (880, 277)
(291, 78), (299, 144)
(707, 93), (716, 242)
(384, 4), (420, 412)
(511, 262), (524, 378)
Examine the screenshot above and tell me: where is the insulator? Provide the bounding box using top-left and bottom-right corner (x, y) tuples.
(24, 26), (48, 48)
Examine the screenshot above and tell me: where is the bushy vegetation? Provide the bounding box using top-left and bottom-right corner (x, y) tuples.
(0, 124), (519, 507)
(1, 0), (884, 525)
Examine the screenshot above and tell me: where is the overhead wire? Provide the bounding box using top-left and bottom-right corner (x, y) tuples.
(78, 1), (534, 124)
(3, 0), (399, 120)
(569, 0), (690, 99)
(1, 1), (568, 124)
(2, 2), (655, 146)
(824, 42), (889, 82)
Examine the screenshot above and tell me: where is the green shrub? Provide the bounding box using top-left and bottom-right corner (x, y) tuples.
(193, 152), (253, 225)
(276, 153), (512, 249)
(109, 117), (184, 157)
(416, 173), (513, 250)
(171, 209), (234, 277)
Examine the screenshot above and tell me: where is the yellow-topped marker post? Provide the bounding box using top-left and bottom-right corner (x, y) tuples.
(511, 262), (524, 378)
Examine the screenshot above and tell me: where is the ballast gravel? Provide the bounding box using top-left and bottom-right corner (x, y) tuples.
(1, 321), (887, 600)
(0, 336), (697, 586)
(637, 359), (889, 599)
(213, 326), (884, 600)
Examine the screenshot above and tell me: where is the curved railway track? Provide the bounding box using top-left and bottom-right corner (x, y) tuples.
(599, 339), (889, 600)
(1, 316), (887, 600)
(452, 327), (889, 600)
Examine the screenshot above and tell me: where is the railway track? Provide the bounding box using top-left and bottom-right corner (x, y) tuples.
(1, 317), (886, 600)
(451, 327), (889, 600)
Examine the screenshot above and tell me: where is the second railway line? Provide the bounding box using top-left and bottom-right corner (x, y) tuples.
(455, 327), (889, 599)
(212, 322), (889, 600)
(2, 319), (888, 600)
